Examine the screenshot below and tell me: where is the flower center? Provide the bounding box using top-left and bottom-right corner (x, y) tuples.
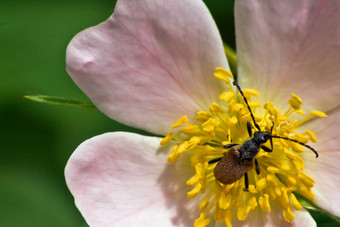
(160, 68), (326, 227)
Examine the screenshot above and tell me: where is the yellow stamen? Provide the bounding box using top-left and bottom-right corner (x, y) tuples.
(310, 110), (327, 118)
(188, 183), (201, 199)
(279, 188), (290, 208)
(296, 110), (327, 127)
(243, 89), (260, 97)
(249, 101), (261, 108)
(290, 193), (302, 210)
(298, 172), (315, 188)
(305, 130), (317, 143)
(194, 212), (210, 227)
(196, 111), (211, 122)
(229, 115), (238, 125)
(172, 115), (188, 128)
(202, 118), (220, 133)
(291, 143), (304, 153)
(187, 174), (199, 185)
(283, 207), (295, 222)
(267, 166), (280, 173)
(224, 210), (234, 227)
(160, 132), (173, 145)
(256, 178), (267, 191)
(160, 68), (325, 227)
(267, 174), (278, 186)
(293, 133), (309, 143)
(220, 91), (234, 101)
(182, 125), (201, 135)
(288, 93), (303, 110)
(237, 205), (251, 221)
(167, 145), (179, 163)
(199, 196), (212, 212)
(287, 175), (297, 187)
(214, 67), (233, 82)
(259, 194), (271, 212)
(210, 103), (224, 115)
(219, 191), (232, 209)
(300, 186), (315, 200)
(214, 67), (234, 92)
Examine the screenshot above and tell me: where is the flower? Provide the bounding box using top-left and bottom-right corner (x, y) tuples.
(65, 0), (340, 226)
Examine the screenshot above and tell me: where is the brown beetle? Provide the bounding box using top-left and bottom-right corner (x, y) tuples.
(209, 81), (319, 190)
(213, 145), (253, 185)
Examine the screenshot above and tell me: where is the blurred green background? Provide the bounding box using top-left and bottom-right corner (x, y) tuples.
(0, 0), (235, 226)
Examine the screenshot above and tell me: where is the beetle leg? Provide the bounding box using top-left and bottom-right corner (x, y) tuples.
(223, 143), (239, 149)
(261, 145), (272, 152)
(270, 122), (274, 134)
(270, 122), (274, 152)
(247, 121), (252, 137)
(208, 157), (222, 164)
(255, 158), (260, 175)
(243, 172), (249, 191)
(269, 137), (273, 152)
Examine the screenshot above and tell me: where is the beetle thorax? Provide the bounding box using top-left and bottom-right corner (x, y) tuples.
(238, 139), (260, 161)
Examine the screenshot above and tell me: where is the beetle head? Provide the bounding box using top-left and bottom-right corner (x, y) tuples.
(253, 131), (271, 145)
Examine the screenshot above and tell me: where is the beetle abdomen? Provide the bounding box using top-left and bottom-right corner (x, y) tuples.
(214, 146), (253, 185)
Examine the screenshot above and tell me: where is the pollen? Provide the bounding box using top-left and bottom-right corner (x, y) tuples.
(161, 68), (325, 226)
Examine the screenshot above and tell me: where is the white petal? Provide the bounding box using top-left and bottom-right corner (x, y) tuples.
(65, 132), (198, 226)
(299, 107), (340, 217)
(235, 0), (340, 112)
(66, 0), (229, 135)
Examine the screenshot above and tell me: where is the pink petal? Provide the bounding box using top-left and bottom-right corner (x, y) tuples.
(235, 0), (340, 112)
(299, 107), (340, 217)
(66, 0), (229, 135)
(65, 132), (198, 226)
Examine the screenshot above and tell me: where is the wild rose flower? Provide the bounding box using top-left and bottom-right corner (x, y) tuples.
(65, 0), (340, 226)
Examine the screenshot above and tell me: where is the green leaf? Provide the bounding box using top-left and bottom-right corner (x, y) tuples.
(224, 44), (237, 75)
(24, 95), (96, 109)
(306, 208), (340, 227)
(296, 194), (340, 226)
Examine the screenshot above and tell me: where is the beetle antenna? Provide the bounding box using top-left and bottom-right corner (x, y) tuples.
(271, 135), (319, 158)
(233, 80), (261, 131)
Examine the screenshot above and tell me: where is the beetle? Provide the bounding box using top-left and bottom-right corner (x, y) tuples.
(208, 80), (319, 190)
